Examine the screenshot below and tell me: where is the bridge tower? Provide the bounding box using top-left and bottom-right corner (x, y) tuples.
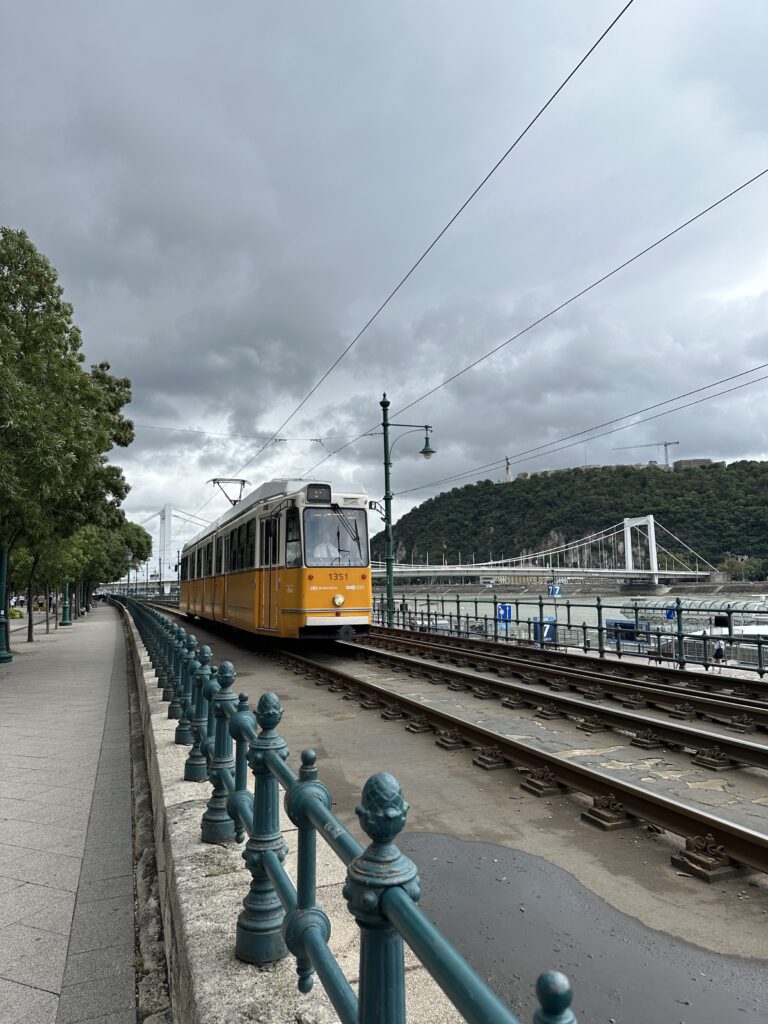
(623, 515), (658, 584)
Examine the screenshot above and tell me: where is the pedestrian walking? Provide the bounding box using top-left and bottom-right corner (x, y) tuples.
(713, 640), (725, 673)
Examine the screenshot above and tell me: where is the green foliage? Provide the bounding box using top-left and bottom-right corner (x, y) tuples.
(372, 462), (768, 575)
(0, 227), (136, 571)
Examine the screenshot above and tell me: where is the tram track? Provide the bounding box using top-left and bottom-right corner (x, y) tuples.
(371, 625), (768, 699)
(268, 643), (768, 879)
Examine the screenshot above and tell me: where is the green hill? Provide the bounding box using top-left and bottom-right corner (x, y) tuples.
(371, 461), (768, 578)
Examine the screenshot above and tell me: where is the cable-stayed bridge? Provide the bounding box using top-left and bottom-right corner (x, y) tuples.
(372, 515), (719, 584)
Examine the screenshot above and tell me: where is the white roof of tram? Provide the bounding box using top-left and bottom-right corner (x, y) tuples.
(183, 479), (366, 549)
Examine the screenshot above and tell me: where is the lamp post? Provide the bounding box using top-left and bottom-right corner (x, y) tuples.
(60, 578), (72, 626)
(380, 393), (435, 629)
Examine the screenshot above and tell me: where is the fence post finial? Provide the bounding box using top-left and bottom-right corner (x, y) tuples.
(533, 971), (576, 1024)
(344, 773), (419, 1023)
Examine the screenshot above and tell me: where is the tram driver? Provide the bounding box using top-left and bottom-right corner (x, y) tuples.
(311, 520), (341, 564)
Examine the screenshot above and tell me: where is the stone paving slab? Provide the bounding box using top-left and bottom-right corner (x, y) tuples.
(0, 607), (137, 1023)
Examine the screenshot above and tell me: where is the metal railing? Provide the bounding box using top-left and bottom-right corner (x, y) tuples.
(116, 596), (576, 1024)
(375, 593), (768, 676)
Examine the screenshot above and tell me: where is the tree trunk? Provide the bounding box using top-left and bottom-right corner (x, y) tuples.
(26, 555), (39, 643)
(45, 582), (50, 634)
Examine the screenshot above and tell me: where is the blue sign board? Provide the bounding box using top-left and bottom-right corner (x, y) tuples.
(547, 584), (562, 597)
(533, 615), (557, 644)
(497, 603), (513, 622)
(665, 609), (676, 620)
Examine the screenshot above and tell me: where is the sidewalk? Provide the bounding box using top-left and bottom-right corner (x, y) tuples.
(0, 605), (136, 1024)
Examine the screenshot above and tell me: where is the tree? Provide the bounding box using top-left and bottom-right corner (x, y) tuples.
(0, 228), (135, 656)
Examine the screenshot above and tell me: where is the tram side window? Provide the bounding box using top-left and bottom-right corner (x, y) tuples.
(215, 537), (223, 575)
(195, 549), (202, 579)
(180, 556), (188, 582)
(245, 520), (256, 568)
(286, 508), (301, 567)
(259, 517), (280, 566)
(228, 529), (237, 572)
(235, 524), (246, 570)
(205, 542), (213, 577)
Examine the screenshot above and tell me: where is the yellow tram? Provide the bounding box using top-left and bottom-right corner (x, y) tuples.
(179, 479), (372, 640)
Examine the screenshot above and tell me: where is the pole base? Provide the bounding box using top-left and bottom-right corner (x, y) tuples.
(236, 911), (288, 965)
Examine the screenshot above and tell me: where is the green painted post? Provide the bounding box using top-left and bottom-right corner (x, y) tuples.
(757, 635), (765, 678)
(184, 645), (213, 782)
(174, 635), (197, 743)
(237, 691), (289, 964)
(675, 597), (686, 670)
(282, 748), (335, 994)
(0, 544), (11, 662)
(493, 595), (498, 642)
(596, 596), (605, 659)
(60, 579), (72, 626)
(163, 626), (185, 703)
(382, 394), (395, 629)
(201, 661), (237, 843)
(343, 773), (419, 1024)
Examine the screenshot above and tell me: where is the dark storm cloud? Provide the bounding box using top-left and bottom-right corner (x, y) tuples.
(3, 0), (767, 543)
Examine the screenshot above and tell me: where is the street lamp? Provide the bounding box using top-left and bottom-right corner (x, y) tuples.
(380, 393), (435, 628)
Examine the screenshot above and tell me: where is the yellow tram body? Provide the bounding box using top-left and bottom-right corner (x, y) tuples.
(179, 479), (372, 640)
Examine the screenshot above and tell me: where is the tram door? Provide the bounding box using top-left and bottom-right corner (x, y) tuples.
(258, 516), (280, 630)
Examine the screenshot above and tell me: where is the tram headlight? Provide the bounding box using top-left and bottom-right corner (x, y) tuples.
(333, 594), (345, 607)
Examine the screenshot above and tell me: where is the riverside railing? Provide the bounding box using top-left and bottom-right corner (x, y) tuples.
(374, 592), (768, 676)
(117, 596), (577, 1024)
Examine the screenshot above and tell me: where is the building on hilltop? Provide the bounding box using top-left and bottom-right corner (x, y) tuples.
(672, 458), (726, 471)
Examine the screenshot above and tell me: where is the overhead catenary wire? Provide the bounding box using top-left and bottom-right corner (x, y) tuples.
(220, 1), (638, 488)
(393, 369), (768, 496)
(134, 423), (358, 443)
(396, 361), (768, 489)
(301, 166), (768, 478)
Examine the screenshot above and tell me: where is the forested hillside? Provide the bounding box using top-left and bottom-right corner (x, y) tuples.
(371, 462), (768, 577)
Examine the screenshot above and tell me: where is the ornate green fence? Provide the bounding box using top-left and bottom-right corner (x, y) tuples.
(117, 596), (576, 1024)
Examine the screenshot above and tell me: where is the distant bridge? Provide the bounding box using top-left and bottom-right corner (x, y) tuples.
(373, 515), (719, 584)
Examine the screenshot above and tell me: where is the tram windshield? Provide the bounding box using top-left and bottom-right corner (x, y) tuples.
(304, 508), (368, 567)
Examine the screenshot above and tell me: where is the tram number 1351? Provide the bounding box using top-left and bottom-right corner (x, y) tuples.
(328, 572), (348, 581)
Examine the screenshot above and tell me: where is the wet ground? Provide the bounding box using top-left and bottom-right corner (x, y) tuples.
(401, 832), (767, 1024)
(160, 612), (768, 1019)
(324, 647), (768, 835)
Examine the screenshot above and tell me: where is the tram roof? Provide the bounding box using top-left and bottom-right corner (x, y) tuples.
(184, 478), (366, 549)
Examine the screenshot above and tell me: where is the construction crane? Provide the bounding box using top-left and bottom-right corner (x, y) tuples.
(613, 440), (680, 468)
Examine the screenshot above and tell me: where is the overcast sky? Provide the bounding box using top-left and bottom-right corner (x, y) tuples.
(3, 1), (768, 568)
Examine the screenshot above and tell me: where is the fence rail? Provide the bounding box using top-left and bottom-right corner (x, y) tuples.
(375, 593), (768, 676)
(115, 596), (576, 1024)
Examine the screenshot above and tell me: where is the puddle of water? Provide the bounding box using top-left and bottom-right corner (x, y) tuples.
(400, 832), (767, 1023)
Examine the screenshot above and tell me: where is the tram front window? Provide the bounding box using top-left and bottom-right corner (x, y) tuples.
(304, 508), (368, 567)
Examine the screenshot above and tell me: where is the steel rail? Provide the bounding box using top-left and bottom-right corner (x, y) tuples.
(372, 625), (768, 697)
(275, 649), (768, 875)
(349, 640), (768, 769)
(362, 633), (768, 725)
(370, 626), (768, 703)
